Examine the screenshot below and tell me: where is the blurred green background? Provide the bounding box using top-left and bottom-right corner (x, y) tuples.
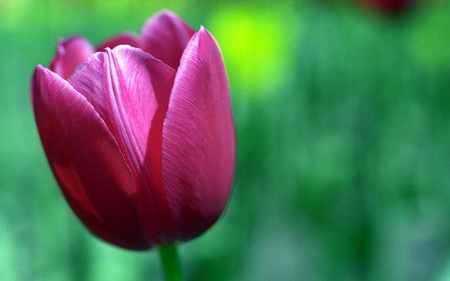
(1, 0), (450, 280)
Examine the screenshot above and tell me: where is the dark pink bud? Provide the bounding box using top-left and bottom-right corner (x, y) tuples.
(31, 11), (235, 250)
(361, 0), (413, 13)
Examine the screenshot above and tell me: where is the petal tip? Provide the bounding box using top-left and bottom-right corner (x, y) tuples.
(192, 26), (216, 46)
(50, 36), (95, 79)
(155, 9), (181, 20)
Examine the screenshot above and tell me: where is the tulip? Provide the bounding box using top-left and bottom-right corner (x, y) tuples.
(361, 0), (413, 13)
(31, 11), (235, 250)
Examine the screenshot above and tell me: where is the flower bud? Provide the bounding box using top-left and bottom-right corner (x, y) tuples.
(31, 11), (235, 250)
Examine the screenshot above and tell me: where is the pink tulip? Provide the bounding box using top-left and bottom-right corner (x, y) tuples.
(31, 11), (235, 250)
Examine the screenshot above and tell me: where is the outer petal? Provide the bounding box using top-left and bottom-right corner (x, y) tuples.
(32, 66), (150, 249)
(96, 32), (141, 51)
(140, 10), (195, 70)
(49, 36), (95, 79)
(68, 46), (178, 244)
(162, 28), (235, 240)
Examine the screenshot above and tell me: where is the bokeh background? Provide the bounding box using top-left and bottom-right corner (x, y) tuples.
(1, 0), (450, 280)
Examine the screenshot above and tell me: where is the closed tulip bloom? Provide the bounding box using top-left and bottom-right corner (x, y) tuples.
(31, 11), (235, 250)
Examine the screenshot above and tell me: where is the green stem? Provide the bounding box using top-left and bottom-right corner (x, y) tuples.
(158, 244), (183, 281)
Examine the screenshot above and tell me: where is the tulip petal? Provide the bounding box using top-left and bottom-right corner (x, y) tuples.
(141, 10), (195, 70)
(32, 66), (151, 249)
(49, 36), (95, 80)
(68, 46), (178, 243)
(96, 32), (141, 51)
(162, 28), (235, 240)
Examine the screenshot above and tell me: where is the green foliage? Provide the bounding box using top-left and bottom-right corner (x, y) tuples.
(1, 0), (450, 280)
